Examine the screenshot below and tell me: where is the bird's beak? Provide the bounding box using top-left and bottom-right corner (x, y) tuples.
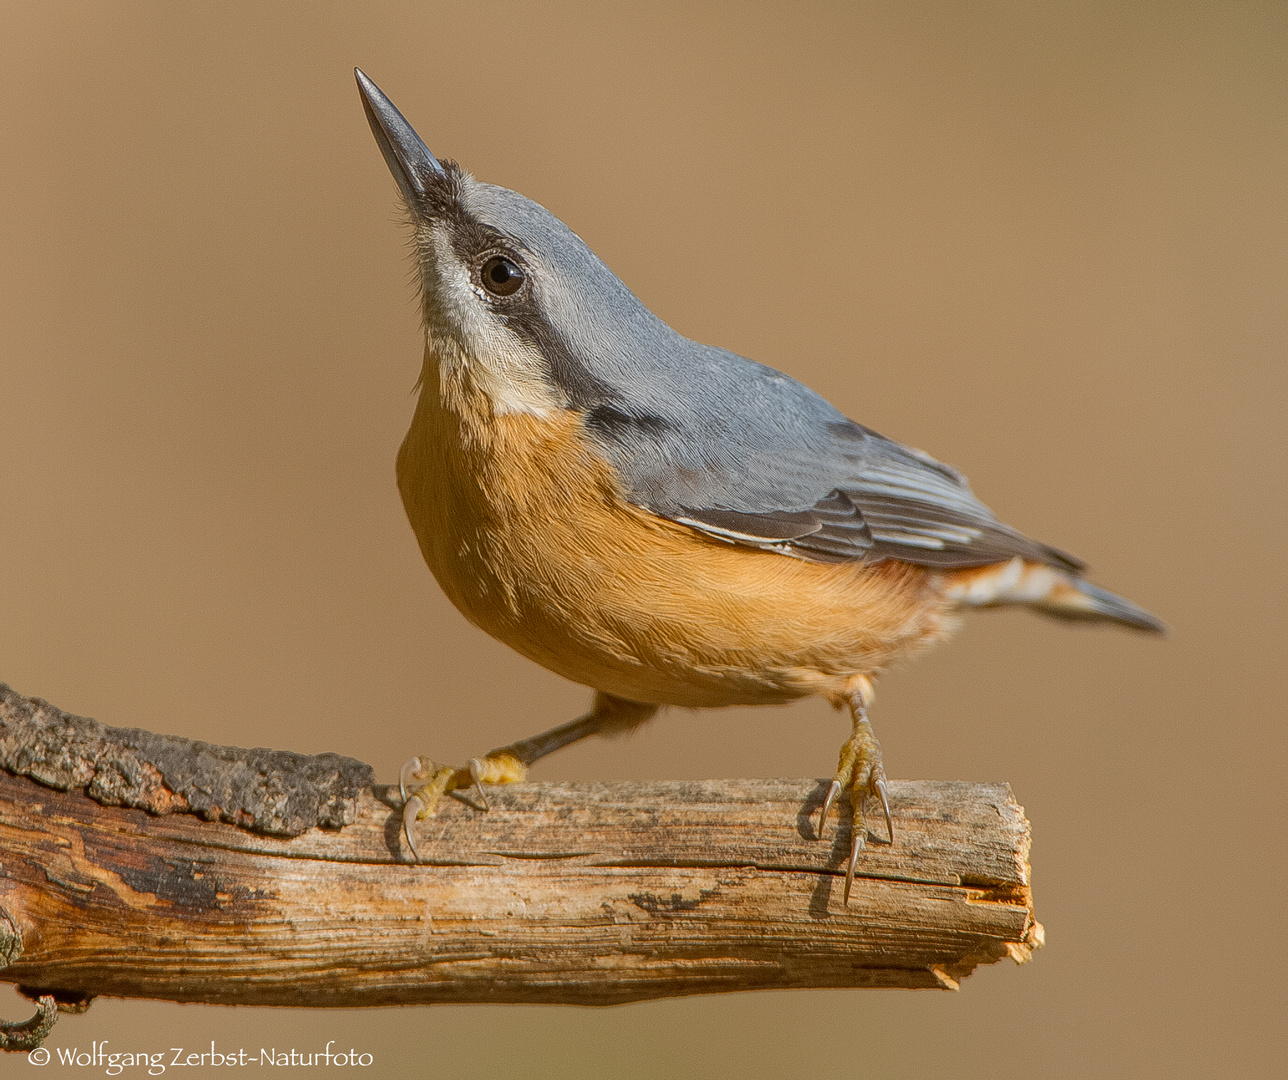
(354, 68), (446, 205)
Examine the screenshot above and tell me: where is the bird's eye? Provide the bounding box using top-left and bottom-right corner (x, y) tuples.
(479, 255), (525, 297)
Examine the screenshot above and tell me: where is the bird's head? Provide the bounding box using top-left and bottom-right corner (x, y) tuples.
(356, 69), (669, 417)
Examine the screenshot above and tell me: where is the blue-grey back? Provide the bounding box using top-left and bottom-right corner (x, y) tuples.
(458, 176), (1078, 570)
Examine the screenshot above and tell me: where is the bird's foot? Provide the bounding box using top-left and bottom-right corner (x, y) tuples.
(398, 752), (527, 860)
(817, 716), (893, 903)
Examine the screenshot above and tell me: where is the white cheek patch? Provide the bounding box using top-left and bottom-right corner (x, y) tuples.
(423, 227), (563, 417)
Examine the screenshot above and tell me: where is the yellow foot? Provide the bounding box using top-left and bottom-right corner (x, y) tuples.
(817, 715), (893, 903)
(398, 753), (528, 860)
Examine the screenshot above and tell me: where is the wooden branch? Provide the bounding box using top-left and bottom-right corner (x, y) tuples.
(0, 683), (1041, 1016)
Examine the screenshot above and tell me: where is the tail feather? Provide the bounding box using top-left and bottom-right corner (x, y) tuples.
(945, 557), (1165, 633)
(1036, 577), (1166, 632)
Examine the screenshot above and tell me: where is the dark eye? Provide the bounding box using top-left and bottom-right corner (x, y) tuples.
(480, 255), (525, 297)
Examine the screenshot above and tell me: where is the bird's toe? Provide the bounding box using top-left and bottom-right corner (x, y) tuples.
(397, 752), (529, 861)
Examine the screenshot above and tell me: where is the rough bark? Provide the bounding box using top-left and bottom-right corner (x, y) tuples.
(0, 683), (1041, 1025)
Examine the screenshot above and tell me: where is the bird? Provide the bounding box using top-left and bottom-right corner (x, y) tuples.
(354, 69), (1163, 901)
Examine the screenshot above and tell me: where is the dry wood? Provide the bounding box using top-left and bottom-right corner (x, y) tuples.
(0, 683), (1041, 1019)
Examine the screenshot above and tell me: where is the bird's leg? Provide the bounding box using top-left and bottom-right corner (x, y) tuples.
(817, 681), (893, 903)
(400, 692), (657, 859)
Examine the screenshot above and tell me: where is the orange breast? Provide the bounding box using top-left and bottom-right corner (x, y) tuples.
(397, 350), (955, 708)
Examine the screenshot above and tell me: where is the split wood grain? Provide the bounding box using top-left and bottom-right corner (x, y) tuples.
(0, 769), (1040, 1006)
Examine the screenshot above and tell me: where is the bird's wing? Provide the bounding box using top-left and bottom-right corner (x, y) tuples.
(672, 423), (1080, 570)
(581, 351), (1082, 572)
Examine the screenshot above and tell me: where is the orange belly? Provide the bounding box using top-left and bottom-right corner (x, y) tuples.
(397, 351), (957, 708)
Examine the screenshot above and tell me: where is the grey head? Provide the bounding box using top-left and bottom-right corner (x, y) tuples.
(355, 69), (1081, 572)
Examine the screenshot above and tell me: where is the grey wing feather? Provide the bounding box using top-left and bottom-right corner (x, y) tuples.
(580, 341), (1081, 573)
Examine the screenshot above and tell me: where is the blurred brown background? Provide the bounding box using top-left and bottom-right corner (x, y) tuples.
(2, 2), (1283, 1076)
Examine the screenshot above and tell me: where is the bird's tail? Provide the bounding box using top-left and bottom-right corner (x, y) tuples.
(944, 557), (1165, 632)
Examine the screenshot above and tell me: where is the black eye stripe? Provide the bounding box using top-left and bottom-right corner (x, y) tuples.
(479, 254), (525, 297)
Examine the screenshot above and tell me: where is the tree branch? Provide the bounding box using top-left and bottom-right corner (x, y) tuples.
(0, 683), (1041, 1023)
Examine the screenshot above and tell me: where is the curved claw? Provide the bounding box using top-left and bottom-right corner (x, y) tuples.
(818, 780), (840, 840)
(399, 756), (430, 805)
(402, 794), (424, 862)
(844, 829), (866, 904)
(876, 777), (894, 844)
(467, 758), (489, 811)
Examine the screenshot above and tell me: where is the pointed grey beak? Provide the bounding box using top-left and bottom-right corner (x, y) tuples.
(354, 68), (446, 205)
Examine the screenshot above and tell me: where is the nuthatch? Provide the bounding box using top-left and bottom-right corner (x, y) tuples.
(356, 70), (1163, 901)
